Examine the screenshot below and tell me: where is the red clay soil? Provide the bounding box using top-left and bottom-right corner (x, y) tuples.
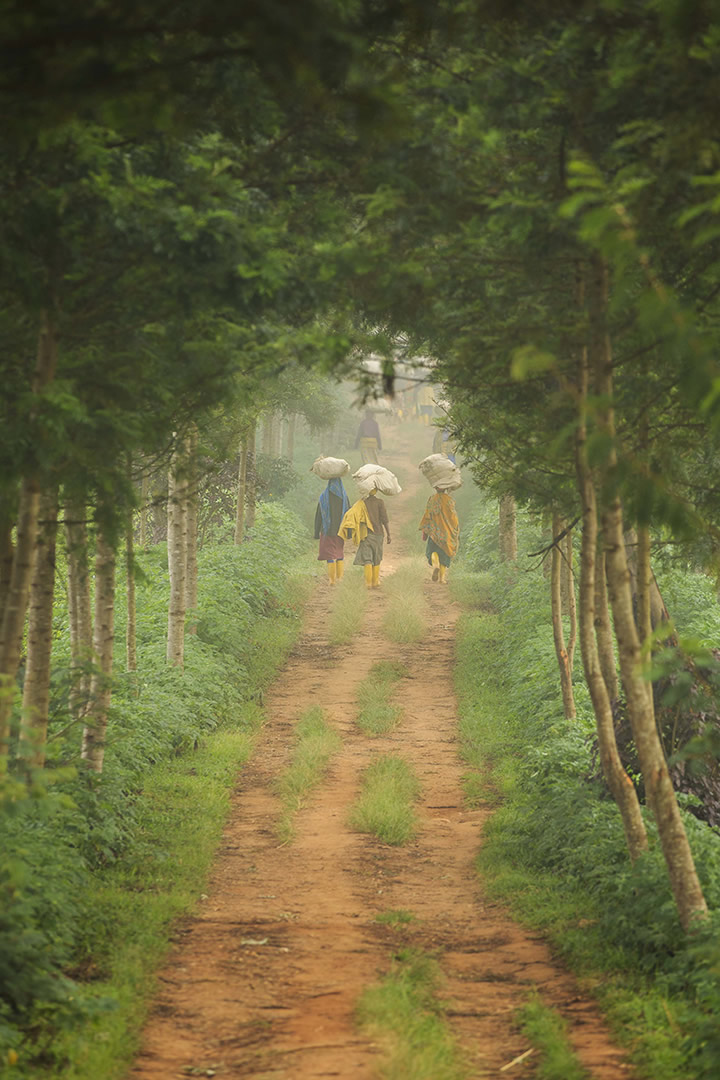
(130, 438), (635, 1080)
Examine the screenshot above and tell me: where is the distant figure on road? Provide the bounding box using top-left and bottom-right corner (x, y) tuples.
(419, 488), (459, 585)
(314, 477), (350, 585)
(355, 410), (382, 463)
(339, 489), (391, 589)
(432, 425), (457, 463)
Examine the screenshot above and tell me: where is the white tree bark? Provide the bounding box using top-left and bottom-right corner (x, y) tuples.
(80, 528), (116, 773)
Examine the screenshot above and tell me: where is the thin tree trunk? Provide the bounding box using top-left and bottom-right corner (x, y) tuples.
(551, 513), (576, 720)
(0, 313), (57, 759)
(574, 314), (648, 861)
(234, 437), (248, 544)
(262, 416), (273, 456)
(20, 487), (59, 767)
(591, 253), (707, 928)
(126, 513), (137, 673)
(185, 429), (199, 635)
(246, 420), (257, 531)
(80, 527), (116, 773)
(498, 494), (517, 561)
(167, 441), (188, 667)
(140, 471), (149, 550)
(0, 522), (13, 622)
(594, 546), (619, 703)
(637, 524), (653, 647)
(273, 414), (283, 459)
(564, 527), (577, 674)
(286, 413), (297, 462)
(65, 497), (93, 718)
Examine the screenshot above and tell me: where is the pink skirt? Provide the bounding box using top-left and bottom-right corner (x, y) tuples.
(318, 534), (344, 561)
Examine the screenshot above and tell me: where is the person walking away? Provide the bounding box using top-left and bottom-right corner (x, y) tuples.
(315, 476), (350, 584)
(419, 488), (459, 584)
(355, 410), (382, 463)
(432, 425), (457, 463)
(339, 489), (391, 588)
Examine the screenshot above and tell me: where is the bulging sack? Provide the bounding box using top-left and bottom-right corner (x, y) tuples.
(353, 463), (402, 497)
(311, 456), (351, 479)
(418, 453), (462, 492)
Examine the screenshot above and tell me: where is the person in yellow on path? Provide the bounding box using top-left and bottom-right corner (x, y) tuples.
(339, 489), (391, 588)
(419, 488), (459, 584)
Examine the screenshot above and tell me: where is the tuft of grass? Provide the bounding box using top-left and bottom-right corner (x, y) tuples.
(328, 567), (368, 645)
(274, 706), (341, 843)
(375, 908), (416, 927)
(349, 754), (420, 845)
(518, 998), (590, 1080)
(356, 948), (469, 1080)
(382, 559), (428, 644)
(356, 660), (407, 735)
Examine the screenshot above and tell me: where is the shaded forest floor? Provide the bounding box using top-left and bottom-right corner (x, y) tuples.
(130, 432), (634, 1080)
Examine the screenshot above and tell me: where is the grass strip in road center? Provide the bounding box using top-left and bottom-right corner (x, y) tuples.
(381, 559), (428, 644)
(356, 947), (469, 1080)
(274, 706), (342, 844)
(518, 999), (590, 1080)
(349, 754), (420, 845)
(356, 660), (407, 735)
(328, 565), (368, 645)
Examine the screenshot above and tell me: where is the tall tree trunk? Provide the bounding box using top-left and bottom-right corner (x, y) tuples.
(551, 513), (576, 720)
(574, 320), (648, 861)
(262, 416), (273, 456)
(0, 522), (13, 621)
(139, 471), (149, 550)
(0, 313), (57, 759)
(166, 441), (188, 667)
(20, 487), (59, 766)
(126, 513), (137, 674)
(593, 546), (619, 703)
(80, 527), (116, 773)
(152, 474), (168, 544)
(234, 436), (248, 545)
(286, 413), (297, 462)
(185, 429), (199, 635)
(273, 413), (283, 458)
(246, 420), (257, 531)
(564, 527), (577, 674)
(65, 498), (93, 719)
(498, 494), (517, 561)
(591, 254), (707, 928)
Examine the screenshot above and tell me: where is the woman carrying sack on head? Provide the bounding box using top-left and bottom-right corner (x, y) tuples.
(314, 476), (350, 584)
(419, 487), (459, 584)
(339, 488), (391, 589)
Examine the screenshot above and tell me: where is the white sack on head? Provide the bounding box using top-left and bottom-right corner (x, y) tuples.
(418, 453), (462, 492)
(310, 456), (351, 480)
(353, 463), (402, 496)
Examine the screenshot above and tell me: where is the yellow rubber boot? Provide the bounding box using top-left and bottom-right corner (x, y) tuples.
(327, 561), (337, 584)
(431, 551), (440, 582)
(372, 564), (380, 588)
(335, 559), (344, 581)
(439, 565), (448, 584)
(364, 564), (373, 588)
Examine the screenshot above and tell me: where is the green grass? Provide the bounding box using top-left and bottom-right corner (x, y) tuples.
(349, 754), (420, 845)
(356, 660), (407, 735)
(374, 908), (416, 926)
(382, 559), (428, 643)
(274, 706), (341, 843)
(328, 566), (368, 644)
(356, 948), (469, 1080)
(518, 998), (590, 1080)
(26, 721), (262, 1080)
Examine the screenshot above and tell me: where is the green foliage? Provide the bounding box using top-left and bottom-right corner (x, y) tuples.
(349, 755), (420, 846)
(455, 534), (720, 1079)
(356, 948), (468, 1080)
(0, 504), (311, 1068)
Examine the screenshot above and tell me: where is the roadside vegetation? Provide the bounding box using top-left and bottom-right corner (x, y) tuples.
(274, 706), (342, 844)
(518, 999), (589, 1080)
(453, 499), (720, 1080)
(349, 755), (421, 845)
(355, 661), (406, 736)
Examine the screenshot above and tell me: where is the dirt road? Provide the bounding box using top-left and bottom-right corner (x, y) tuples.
(130, 434), (633, 1079)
